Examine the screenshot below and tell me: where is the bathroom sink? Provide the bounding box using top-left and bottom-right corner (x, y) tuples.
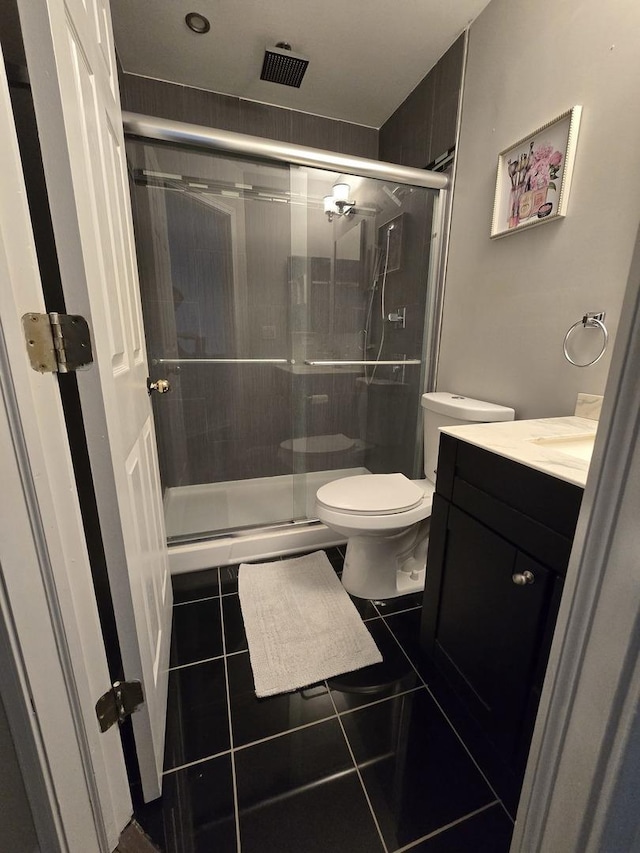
(531, 433), (595, 462)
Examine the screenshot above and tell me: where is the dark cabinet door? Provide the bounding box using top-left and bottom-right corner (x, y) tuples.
(431, 506), (553, 760)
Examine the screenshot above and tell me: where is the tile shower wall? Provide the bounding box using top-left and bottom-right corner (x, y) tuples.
(357, 187), (436, 477)
(119, 73), (378, 159)
(379, 34), (465, 168)
(371, 34), (464, 475)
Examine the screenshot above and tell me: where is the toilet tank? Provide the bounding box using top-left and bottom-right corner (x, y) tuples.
(421, 392), (515, 483)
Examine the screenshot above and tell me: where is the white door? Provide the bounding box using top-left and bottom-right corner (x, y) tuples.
(17, 0), (173, 800)
(0, 39), (130, 851)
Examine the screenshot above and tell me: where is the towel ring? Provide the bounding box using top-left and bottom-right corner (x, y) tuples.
(563, 312), (608, 367)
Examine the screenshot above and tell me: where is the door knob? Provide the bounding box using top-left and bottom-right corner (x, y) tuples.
(147, 377), (171, 395)
(512, 570), (535, 585)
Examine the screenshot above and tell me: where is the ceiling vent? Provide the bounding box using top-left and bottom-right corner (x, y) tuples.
(260, 42), (309, 88)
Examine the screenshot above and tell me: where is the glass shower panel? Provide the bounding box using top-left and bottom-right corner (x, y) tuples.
(289, 167), (437, 506)
(127, 138), (299, 541)
(126, 135), (438, 544)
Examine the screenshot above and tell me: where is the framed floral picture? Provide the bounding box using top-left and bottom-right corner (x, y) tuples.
(490, 106), (582, 238)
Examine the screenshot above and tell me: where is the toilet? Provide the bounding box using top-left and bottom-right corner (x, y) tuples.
(316, 392), (515, 599)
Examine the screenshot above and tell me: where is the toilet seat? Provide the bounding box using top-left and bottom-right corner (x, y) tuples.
(316, 475), (434, 533)
(316, 473), (425, 516)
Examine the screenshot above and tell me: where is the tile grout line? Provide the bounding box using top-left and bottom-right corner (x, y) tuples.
(422, 679), (515, 824)
(169, 652), (224, 672)
(218, 568), (243, 853)
(380, 614), (514, 824)
(392, 799), (501, 853)
(336, 685), (423, 718)
(232, 712), (338, 754)
(162, 710), (342, 775)
(173, 592), (220, 607)
(373, 604), (422, 619)
(163, 748), (232, 776)
(326, 681), (390, 853)
(168, 682), (425, 769)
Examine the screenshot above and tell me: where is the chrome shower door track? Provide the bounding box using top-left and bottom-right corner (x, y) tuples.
(122, 112), (450, 191)
(167, 517), (323, 547)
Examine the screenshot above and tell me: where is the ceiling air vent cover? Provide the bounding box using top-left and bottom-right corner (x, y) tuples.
(260, 42), (309, 88)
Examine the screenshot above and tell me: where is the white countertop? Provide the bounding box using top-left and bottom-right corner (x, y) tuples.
(441, 416), (598, 488)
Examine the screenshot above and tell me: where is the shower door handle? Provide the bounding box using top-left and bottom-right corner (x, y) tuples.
(147, 377), (171, 394)
(304, 359), (421, 366)
(151, 358), (290, 365)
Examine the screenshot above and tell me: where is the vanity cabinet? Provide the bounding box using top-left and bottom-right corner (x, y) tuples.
(420, 434), (583, 809)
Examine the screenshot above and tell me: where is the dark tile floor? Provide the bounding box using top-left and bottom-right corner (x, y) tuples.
(135, 547), (514, 853)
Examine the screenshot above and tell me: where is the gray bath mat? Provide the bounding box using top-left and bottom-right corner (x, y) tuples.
(238, 551), (382, 698)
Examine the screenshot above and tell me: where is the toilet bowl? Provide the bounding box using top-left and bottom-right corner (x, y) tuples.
(317, 473), (434, 599)
(316, 392), (515, 599)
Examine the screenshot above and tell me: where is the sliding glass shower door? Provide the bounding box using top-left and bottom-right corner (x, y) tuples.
(127, 139), (301, 540)
(126, 136), (438, 543)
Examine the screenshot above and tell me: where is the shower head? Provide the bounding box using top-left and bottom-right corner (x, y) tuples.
(382, 185), (403, 207)
(260, 43), (309, 88)
(382, 184), (414, 207)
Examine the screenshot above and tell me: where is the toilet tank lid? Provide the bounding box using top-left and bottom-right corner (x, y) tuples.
(421, 392), (515, 422)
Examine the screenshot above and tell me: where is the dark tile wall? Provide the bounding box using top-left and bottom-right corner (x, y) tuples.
(119, 74), (379, 159)
(379, 34), (465, 168)
(362, 189), (436, 476)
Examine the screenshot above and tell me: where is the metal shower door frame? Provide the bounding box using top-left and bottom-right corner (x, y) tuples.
(123, 112), (451, 529)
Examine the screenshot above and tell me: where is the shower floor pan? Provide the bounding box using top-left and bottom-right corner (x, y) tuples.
(165, 467), (369, 573)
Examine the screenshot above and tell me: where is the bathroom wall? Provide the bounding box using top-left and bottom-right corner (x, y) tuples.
(0, 694), (39, 851)
(119, 73), (378, 159)
(437, 0), (640, 418)
(379, 34), (465, 168)
(360, 188), (437, 476)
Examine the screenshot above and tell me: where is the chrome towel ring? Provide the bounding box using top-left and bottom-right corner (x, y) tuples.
(563, 312), (608, 367)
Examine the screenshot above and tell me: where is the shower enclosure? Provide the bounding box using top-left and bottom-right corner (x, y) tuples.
(124, 114), (448, 567)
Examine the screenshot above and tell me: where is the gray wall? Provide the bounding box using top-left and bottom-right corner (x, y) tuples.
(437, 0), (640, 418)
(120, 74), (378, 159)
(0, 695), (39, 851)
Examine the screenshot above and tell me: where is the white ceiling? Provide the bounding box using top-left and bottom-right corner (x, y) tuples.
(111, 0), (491, 128)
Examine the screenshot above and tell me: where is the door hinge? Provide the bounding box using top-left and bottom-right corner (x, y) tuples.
(95, 680), (144, 733)
(22, 312), (93, 373)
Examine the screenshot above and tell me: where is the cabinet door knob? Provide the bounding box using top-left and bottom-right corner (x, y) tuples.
(512, 570), (535, 586)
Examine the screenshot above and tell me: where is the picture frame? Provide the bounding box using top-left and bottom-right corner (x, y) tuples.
(490, 106), (582, 239)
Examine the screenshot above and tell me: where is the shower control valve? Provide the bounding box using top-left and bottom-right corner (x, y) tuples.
(386, 307), (406, 328)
